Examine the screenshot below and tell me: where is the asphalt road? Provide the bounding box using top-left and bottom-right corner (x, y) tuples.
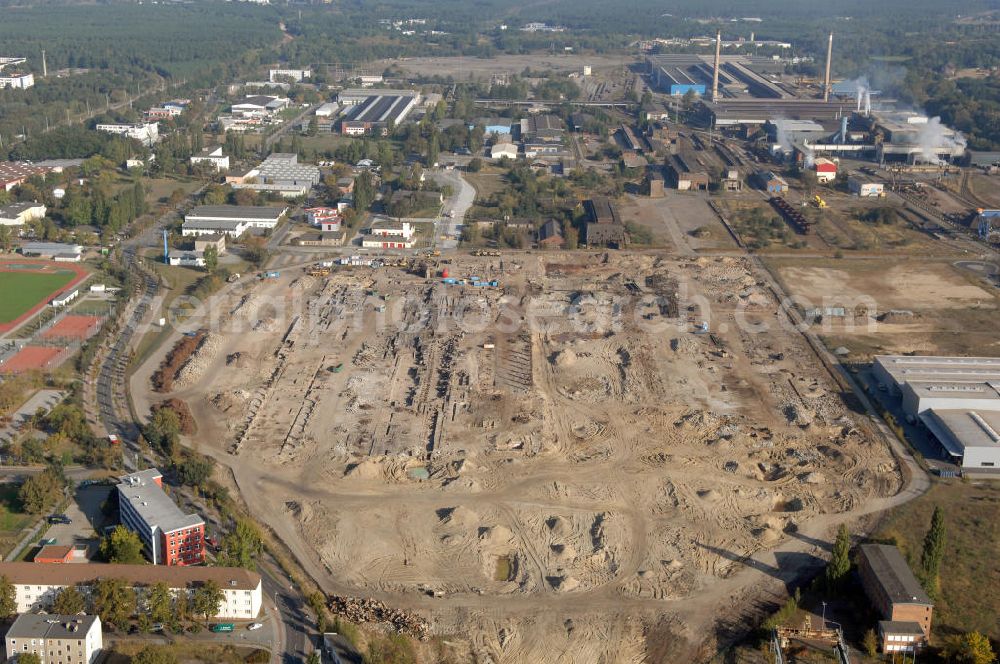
(260, 559), (313, 664)
(430, 168), (476, 249)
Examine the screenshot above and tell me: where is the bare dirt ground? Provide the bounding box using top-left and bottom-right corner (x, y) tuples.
(767, 257), (1000, 360)
(134, 252), (903, 662)
(385, 54), (635, 79)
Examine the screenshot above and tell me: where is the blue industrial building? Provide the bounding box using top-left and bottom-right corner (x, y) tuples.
(668, 83), (706, 96)
(978, 209), (1000, 239)
(475, 118), (513, 135)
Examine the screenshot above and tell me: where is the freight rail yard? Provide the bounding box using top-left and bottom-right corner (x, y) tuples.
(132, 250), (901, 660)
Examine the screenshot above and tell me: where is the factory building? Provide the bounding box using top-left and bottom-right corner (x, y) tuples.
(977, 209), (1000, 240)
(583, 197), (627, 247)
(873, 355), (1000, 472)
(647, 54), (787, 100)
(182, 205), (286, 237)
(858, 544), (933, 653)
(813, 157), (837, 183)
(340, 93), (418, 136)
(665, 153), (709, 190)
(859, 111), (966, 164)
(753, 170), (788, 194)
(520, 115), (564, 143)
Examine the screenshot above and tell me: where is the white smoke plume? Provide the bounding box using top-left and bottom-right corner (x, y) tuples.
(916, 116), (967, 164)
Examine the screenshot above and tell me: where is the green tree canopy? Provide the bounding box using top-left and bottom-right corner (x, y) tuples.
(191, 580), (224, 620)
(52, 585), (86, 615)
(943, 631), (996, 664)
(146, 581), (174, 625)
(100, 525), (146, 564)
(93, 577), (137, 628)
(133, 645), (179, 664)
(218, 518), (264, 570)
(824, 524), (851, 590)
(0, 575), (16, 618)
(921, 505), (947, 596)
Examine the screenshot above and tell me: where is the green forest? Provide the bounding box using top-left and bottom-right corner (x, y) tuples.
(2, 0), (1000, 151)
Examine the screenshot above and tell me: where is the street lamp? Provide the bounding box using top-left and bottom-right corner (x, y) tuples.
(821, 601), (827, 629)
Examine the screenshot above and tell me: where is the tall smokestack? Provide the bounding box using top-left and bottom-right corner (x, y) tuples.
(712, 31), (722, 103)
(41, 50), (47, 78)
(823, 32), (833, 102)
(864, 89), (871, 116)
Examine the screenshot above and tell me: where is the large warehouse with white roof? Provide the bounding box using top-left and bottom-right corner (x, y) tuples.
(874, 355), (1000, 472)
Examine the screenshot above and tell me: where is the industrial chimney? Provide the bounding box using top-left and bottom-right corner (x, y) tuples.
(823, 33), (833, 102)
(712, 31), (722, 103)
(41, 50), (47, 78)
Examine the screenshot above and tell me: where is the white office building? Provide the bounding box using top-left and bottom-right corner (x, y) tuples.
(190, 146), (230, 171)
(95, 122), (160, 146)
(269, 68), (311, 83)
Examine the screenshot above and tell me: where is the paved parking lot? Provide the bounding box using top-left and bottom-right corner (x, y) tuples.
(38, 485), (113, 558)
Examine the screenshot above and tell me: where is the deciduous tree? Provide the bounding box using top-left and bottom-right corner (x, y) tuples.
(218, 518), (263, 570)
(100, 525), (146, 564)
(0, 575), (16, 618)
(52, 585), (86, 615)
(191, 581), (223, 620)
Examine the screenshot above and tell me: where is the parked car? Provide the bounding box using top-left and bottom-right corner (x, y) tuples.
(247, 623), (263, 631)
(47, 514), (71, 525)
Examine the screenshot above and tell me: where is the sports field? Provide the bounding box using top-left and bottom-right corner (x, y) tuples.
(0, 262), (88, 333)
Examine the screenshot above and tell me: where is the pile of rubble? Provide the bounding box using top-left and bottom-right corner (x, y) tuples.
(174, 333), (222, 390)
(328, 595), (430, 639)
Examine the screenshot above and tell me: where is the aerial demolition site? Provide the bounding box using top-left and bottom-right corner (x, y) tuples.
(133, 251), (901, 659)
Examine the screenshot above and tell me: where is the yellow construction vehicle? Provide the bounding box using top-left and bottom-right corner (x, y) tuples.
(813, 195), (827, 209)
(307, 266), (331, 277)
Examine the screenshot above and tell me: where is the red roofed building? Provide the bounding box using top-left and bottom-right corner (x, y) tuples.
(814, 157), (838, 183)
(34, 545), (75, 564)
(306, 207), (342, 232)
(0, 162), (47, 192)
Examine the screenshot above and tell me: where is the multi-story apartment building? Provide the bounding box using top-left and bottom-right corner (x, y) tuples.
(5, 614), (102, 664)
(0, 563), (262, 620)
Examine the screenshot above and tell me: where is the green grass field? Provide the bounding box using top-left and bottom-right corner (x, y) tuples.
(875, 479), (1000, 642)
(0, 270), (76, 324)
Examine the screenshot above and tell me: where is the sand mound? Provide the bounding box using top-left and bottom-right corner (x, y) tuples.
(548, 574), (581, 592)
(550, 543), (577, 559)
(801, 472), (824, 484)
(546, 516), (571, 536)
(697, 489), (721, 501)
(344, 458), (382, 479)
(479, 525), (514, 545)
(440, 506), (479, 526)
(553, 349), (577, 367)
